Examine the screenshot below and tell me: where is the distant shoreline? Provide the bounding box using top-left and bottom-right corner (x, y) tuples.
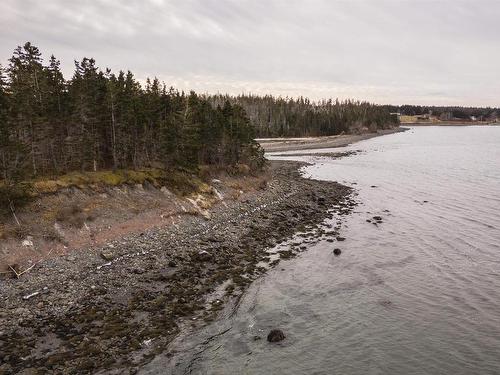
(258, 128), (406, 153)
(401, 122), (500, 127)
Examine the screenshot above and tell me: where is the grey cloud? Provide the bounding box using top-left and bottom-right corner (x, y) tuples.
(1, 0), (499, 106)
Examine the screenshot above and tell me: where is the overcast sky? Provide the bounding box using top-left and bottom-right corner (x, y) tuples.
(1, 0), (499, 106)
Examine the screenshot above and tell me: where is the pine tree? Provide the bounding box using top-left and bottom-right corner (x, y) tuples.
(122, 71), (142, 167)
(69, 58), (108, 171)
(7, 42), (47, 176)
(179, 91), (202, 169)
(105, 68), (119, 169)
(157, 87), (187, 167)
(44, 54), (66, 172)
(0, 64), (13, 180)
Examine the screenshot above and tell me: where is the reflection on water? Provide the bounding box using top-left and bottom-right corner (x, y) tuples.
(142, 126), (500, 375)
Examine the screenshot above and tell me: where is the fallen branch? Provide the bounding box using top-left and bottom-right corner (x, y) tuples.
(15, 262), (37, 278)
(7, 248), (54, 279)
(9, 263), (36, 278)
(9, 200), (21, 226)
(22, 286), (49, 300)
(22, 291), (40, 300)
(8, 264), (21, 279)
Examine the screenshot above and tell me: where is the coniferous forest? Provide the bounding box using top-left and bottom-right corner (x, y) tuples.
(0, 42), (399, 189)
(0, 42), (264, 184)
(210, 94), (399, 137)
(382, 104), (499, 119)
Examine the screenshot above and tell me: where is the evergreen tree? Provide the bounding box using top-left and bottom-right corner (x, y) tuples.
(7, 42), (46, 176)
(0, 64), (14, 180)
(179, 91), (202, 169)
(157, 88), (182, 167)
(44, 55), (67, 172)
(69, 58), (108, 171)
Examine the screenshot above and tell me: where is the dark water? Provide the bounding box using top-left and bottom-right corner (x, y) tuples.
(142, 126), (500, 375)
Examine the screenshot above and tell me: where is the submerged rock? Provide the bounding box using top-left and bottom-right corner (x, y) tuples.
(333, 248), (342, 256)
(267, 329), (286, 343)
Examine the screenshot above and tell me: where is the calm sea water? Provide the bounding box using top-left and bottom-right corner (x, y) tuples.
(142, 126), (500, 375)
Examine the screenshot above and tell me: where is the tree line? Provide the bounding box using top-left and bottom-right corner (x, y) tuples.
(209, 94), (399, 138)
(0, 42), (265, 187)
(383, 104), (499, 120)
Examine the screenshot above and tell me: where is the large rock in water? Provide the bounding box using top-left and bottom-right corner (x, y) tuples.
(267, 329), (286, 343)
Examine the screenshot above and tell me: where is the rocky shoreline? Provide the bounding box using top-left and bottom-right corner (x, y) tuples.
(0, 160), (354, 374)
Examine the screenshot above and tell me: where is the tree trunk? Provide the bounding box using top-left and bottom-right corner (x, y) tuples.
(10, 201), (21, 226)
(29, 119), (37, 176)
(110, 91), (118, 170)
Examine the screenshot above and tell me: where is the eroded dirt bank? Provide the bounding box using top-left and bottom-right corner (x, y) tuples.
(0, 160), (354, 374)
(0, 168), (268, 273)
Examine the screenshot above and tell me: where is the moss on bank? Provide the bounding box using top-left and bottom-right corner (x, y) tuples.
(31, 169), (168, 194)
(28, 164), (254, 196)
(18, 168), (220, 199)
